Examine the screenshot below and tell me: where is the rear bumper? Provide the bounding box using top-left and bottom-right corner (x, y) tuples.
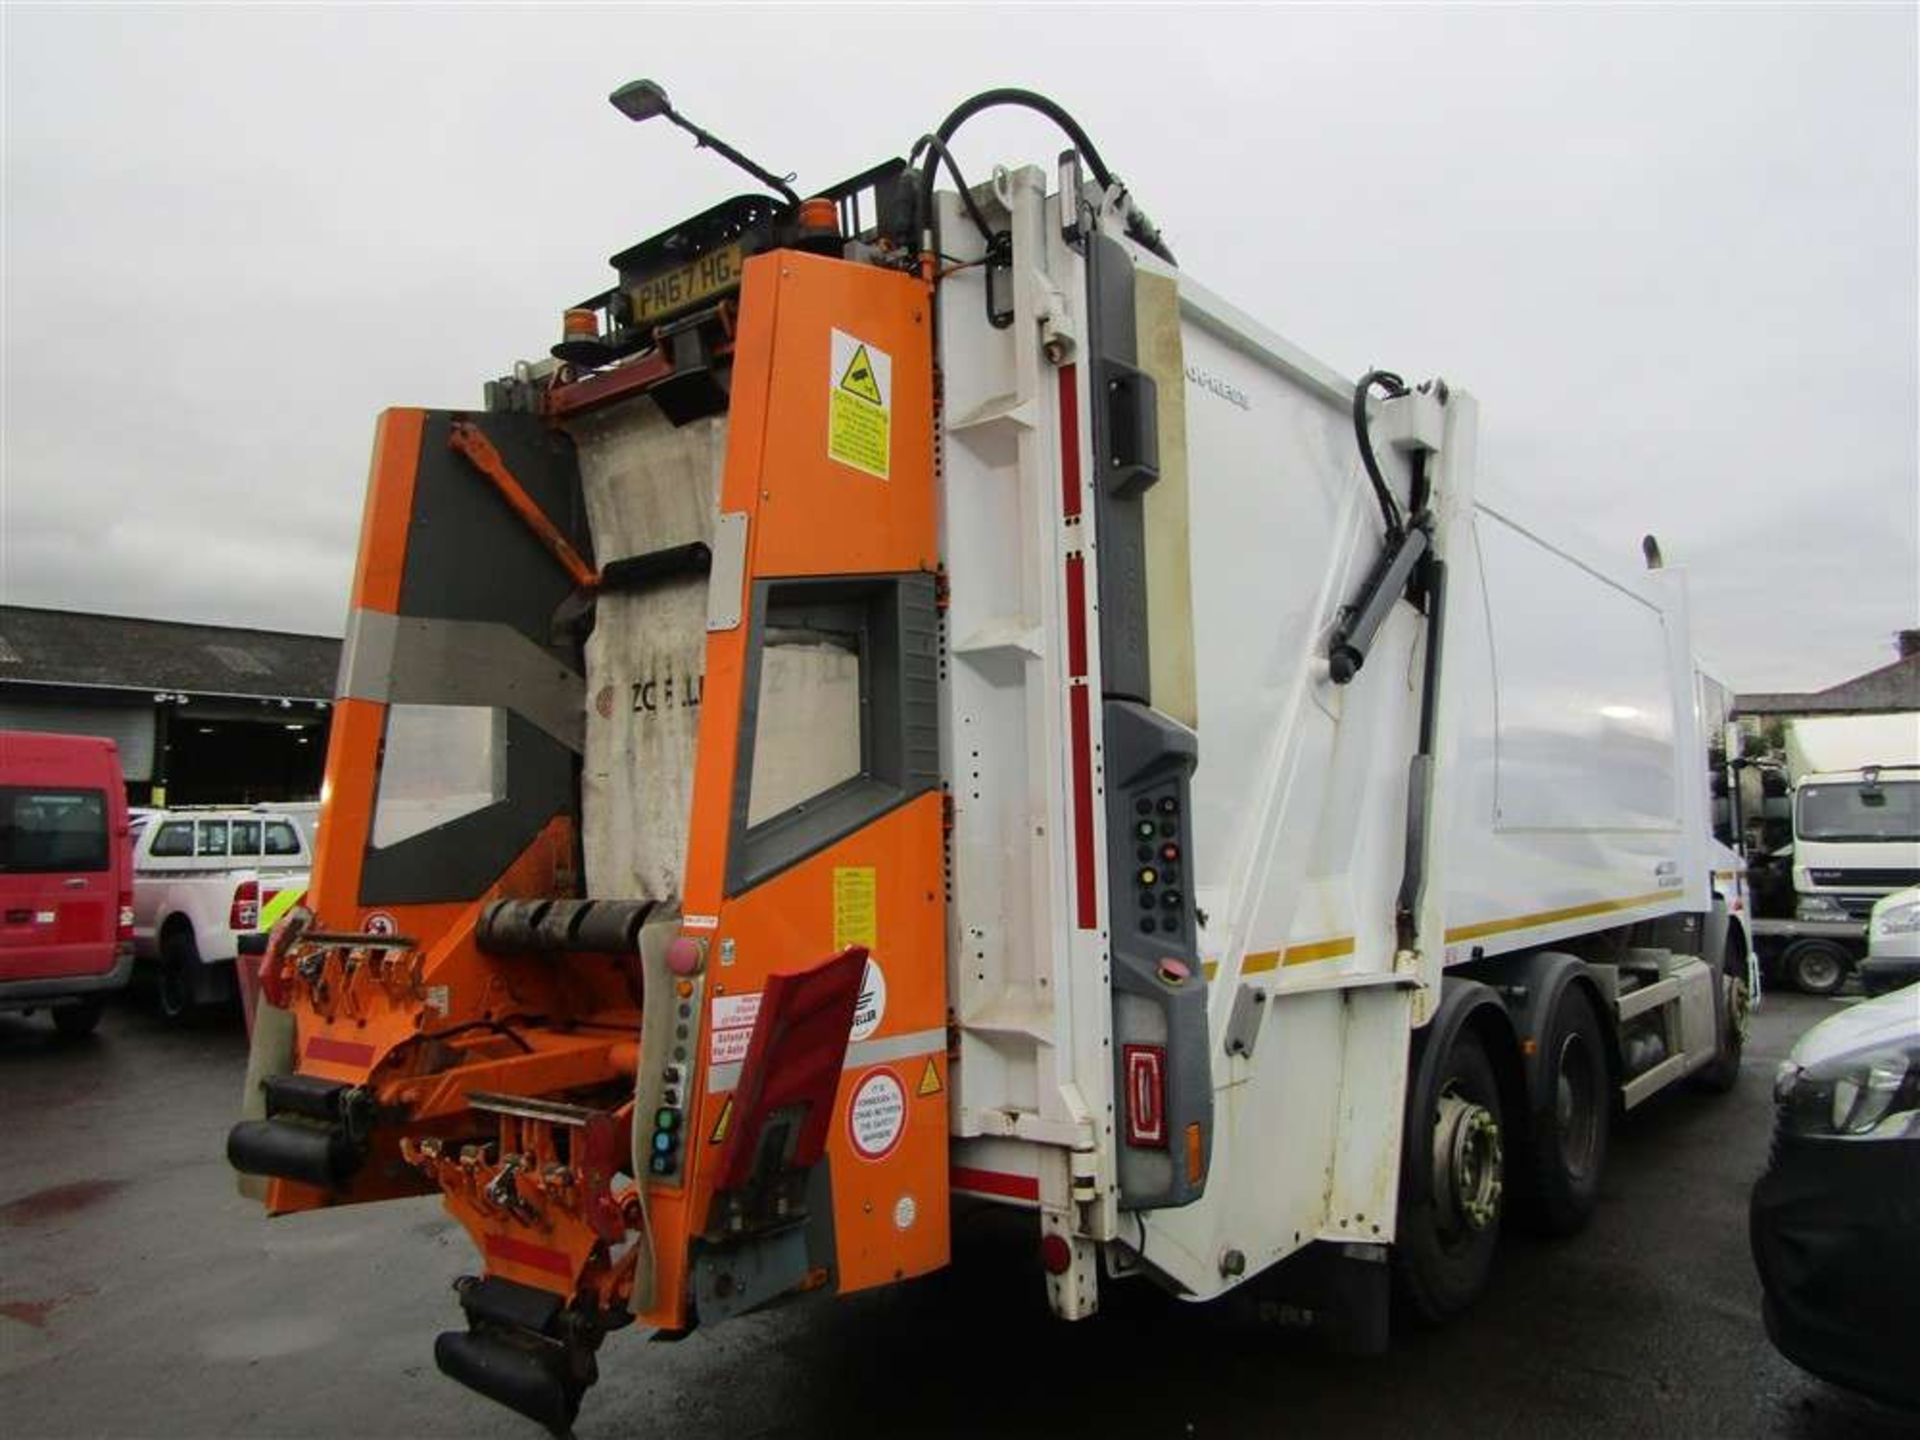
(0, 945), (135, 1009)
(1858, 956), (1920, 997)
(1750, 1129), (1920, 1408)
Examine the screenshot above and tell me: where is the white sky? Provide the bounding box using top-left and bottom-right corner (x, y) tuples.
(3, 3), (1915, 691)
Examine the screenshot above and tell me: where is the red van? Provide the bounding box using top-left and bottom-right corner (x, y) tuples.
(0, 732), (135, 1037)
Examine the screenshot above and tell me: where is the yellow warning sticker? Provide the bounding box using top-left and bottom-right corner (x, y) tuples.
(709, 1095), (734, 1146)
(916, 1056), (943, 1098)
(828, 329), (891, 480)
(833, 865), (877, 953)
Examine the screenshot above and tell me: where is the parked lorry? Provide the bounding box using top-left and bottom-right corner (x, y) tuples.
(227, 82), (1753, 1432)
(132, 806), (312, 1020)
(0, 731), (134, 1036)
(1733, 714), (1920, 994)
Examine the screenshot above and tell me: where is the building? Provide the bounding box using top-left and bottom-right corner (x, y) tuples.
(0, 606), (340, 805)
(1735, 629), (1920, 720)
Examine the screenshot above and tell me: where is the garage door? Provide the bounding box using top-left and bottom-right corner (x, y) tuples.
(0, 699), (157, 781)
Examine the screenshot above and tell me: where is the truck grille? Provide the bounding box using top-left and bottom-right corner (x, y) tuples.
(1804, 868), (1920, 889)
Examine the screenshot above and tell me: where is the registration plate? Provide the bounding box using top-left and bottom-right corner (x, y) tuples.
(627, 242), (745, 326)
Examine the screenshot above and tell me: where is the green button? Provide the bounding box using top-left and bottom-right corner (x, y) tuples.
(655, 1107), (678, 1131)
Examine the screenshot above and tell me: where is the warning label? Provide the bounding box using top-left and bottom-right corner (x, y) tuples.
(847, 1068), (906, 1161)
(709, 1095), (733, 1145)
(828, 329), (891, 480)
(850, 957), (886, 1043)
(833, 866), (877, 953)
(916, 1056), (943, 1098)
(710, 992), (762, 1066)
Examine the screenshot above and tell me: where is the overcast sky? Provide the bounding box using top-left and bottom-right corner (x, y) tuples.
(3, 4), (1914, 691)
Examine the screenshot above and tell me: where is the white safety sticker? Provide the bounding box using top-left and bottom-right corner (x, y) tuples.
(893, 1194), (917, 1231)
(709, 992), (762, 1066)
(828, 330), (891, 480)
(849, 958), (887, 1043)
(847, 1067), (906, 1161)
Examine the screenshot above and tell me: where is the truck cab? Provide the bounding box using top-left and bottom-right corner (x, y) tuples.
(1790, 765), (1920, 924)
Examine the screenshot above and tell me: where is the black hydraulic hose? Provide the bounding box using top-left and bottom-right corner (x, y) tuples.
(919, 87), (1176, 265)
(932, 88), (1116, 189)
(1352, 369), (1410, 540)
(911, 132), (998, 246)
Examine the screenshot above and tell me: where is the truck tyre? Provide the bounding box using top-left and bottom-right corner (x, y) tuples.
(1519, 986), (1609, 1237)
(1394, 1028), (1505, 1325)
(158, 929), (199, 1024)
(1782, 938), (1848, 997)
(1693, 943), (1749, 1094)
(52, 998), (104, 1040)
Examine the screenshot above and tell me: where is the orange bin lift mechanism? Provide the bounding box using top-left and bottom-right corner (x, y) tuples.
(241, 250), (948, 1354)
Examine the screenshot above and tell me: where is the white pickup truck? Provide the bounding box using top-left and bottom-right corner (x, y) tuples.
(130, 807), (311, 1021)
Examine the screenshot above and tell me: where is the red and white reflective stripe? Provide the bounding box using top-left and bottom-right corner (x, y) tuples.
(1057, 365), (1083, 520)
(1060, 361), (1101, 931)
(1123, 1043), (1168, 1147)
(1069, 686), (1099, 930)
(951, 1165), (1040, 1203)
(1064, 552), (1089, 679)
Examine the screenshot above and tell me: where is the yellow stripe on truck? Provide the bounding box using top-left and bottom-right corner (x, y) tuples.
(1442, 890), (1675, 944)
(1232, 890), (1679, 977)
(1242, 935), (1357, 973)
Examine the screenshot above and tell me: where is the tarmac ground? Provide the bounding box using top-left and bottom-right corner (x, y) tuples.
(2, 987), (1916, 1439)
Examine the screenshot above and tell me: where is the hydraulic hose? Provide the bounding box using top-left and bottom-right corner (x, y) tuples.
(1352, 369), (1410, 540)
(913, 87), (1176, 265)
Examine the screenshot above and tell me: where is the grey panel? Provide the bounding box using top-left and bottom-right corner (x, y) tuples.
(707, 511), (749, 631)
(725, 573), (940, 896)
(338, 610), (586, 754)
(1103, 698), (1211, 1210)
(0, 699), (156, 782)
(359, 710), (573, 907)
(358, 410), (587, 907)
(399, 412), (591, 642)
(1085, 232), (1160, 704)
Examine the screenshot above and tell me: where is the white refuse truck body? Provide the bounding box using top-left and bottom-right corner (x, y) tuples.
(230, 89), (1752, 1426)
(932, 168), (1745, 1318)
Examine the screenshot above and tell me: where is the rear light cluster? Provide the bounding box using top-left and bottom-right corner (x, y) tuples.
(1123, 1043), (1167, 1147)
(230, 879), (259, 932)
(1123, 1041), (1206, 1184)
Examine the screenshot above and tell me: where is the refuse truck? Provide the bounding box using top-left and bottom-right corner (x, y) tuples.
(1732, 713), (1920, 994)
(228, 81), (1754, 1432)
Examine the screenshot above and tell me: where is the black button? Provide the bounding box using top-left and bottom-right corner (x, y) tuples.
(1136, 845), (1153, 863)
(1135, 797), (1153, 816)
(1161, 890), (1182, 909)
(1139, 917), (1156, 933)
(1138, 891), (1156, 909)
(1160, 820), (1178, 838)
(1160, 916), (1180, 933)
(1158, 796), (1179, 815)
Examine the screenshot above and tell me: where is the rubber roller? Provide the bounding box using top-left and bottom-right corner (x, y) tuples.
(476, 898), (655, 956)
(434, 1328), (589, 1436)
(226, 1118), (363, 1188)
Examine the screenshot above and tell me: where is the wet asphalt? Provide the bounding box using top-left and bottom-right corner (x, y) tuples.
(2, 989), (1915, 1440)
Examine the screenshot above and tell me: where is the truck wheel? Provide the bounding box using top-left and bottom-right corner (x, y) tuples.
(158, 930), (200, 1023)
(1394, 1028), (1505, 1325)
(1783, 938), (1848, 997)
(1693, 947), (1749, 1094)
(52, 999), (104, 1040)
(1519, 987), (1609, 1236)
